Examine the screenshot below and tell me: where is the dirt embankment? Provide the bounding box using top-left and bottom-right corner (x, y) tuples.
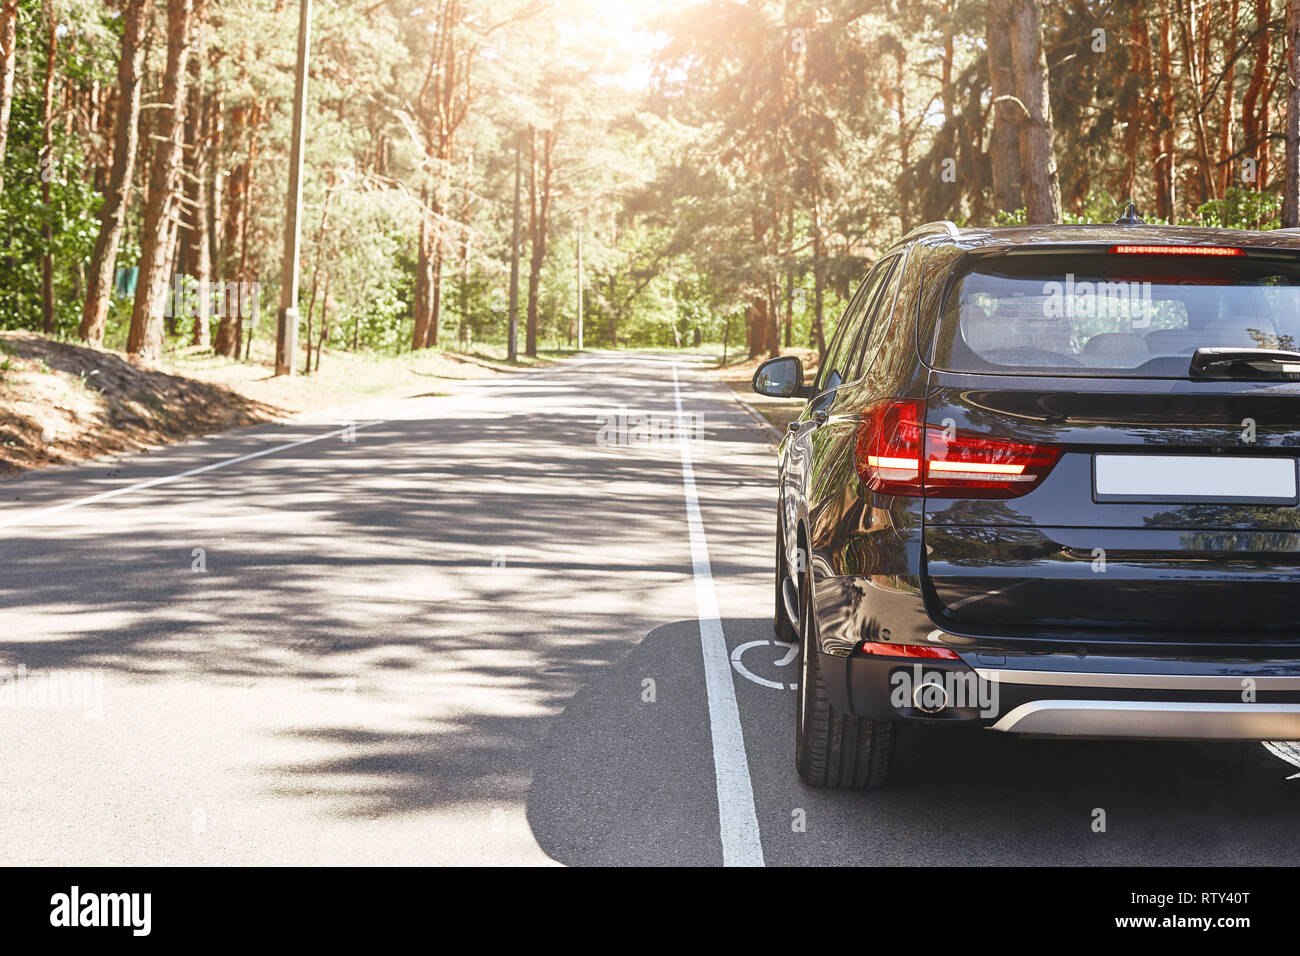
(709, 346), (820, 432)
(0, 332), (279, 476)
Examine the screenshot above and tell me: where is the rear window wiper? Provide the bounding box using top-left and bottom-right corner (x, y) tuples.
(1190, 347), (1300, 378)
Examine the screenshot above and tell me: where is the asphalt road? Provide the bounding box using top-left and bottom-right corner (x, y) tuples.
(1, 351), (1298, 866)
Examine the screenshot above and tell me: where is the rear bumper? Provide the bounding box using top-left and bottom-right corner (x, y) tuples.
(989, 700), (1300, 739)
(819, 648), (1300, 740)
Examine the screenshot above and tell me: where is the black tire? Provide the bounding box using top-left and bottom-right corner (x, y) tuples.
(794, 566), (895, 789)
(774, 512), (797, 643)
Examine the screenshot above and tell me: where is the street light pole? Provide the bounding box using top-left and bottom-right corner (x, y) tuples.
(275, 0), (311, 376)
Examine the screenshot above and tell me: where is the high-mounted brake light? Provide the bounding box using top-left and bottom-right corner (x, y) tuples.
(855, 400), (1062, 499)
(1108, 244), (1244, 256)
(861, 641), (960, 660)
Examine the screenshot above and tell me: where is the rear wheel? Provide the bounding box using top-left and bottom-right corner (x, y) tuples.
(774, 512), (796, 643)
(794, 566), (895, 789)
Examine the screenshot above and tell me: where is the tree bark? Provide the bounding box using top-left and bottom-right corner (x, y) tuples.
(1154, 13), (1177, 219)
(525, 123), (554, 358)
(1007, 0), (1061, 224)
(811, 189), (825, 358)
(1243, 0), (1272, 192)
(40, 2), (58, 334)
(1284, 0), (1300, 226)
(186, 0), (211, 346)
(80, 0), (148, 346)
(1120, 14), (1149, 203)
(127, 0), (193, 359)
(893, 47), (910, 231)
(0, 0), (19, 200)
(412, 177), (432, 349)
(1175, 0), (1215, 205)
(1216, 0), (1241, 199)
(987, 0), (1022, 215)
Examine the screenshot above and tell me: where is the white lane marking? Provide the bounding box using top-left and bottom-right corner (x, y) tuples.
(1262, 740), (1300, 779)
(0, 421), (386, 531)
(671, 361), (764, 867)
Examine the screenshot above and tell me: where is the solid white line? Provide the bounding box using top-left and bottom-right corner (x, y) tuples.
(0, 421), (385, 531)
(671, 361), (764, 867)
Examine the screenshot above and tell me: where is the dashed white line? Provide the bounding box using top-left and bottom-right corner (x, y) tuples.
(671, 361), (764, 867)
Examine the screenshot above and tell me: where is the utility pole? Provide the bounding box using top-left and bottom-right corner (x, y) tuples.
(507, 131), (521, 362)
(575, 219), (583, 351)
(275, 0), (310, 376)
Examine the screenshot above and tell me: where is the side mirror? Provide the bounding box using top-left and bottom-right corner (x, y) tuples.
(751, 355), (810, 399)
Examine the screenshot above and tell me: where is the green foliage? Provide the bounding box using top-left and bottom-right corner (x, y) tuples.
(0, 91), (103, 335)
(1196, 188), (1281, 231)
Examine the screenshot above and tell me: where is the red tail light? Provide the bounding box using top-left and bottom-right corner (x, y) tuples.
(1108, 244), (1244, 256)
(861, 641), (960, 660)
(854, 399), (924, 495)
(855, 400), (1061, 499)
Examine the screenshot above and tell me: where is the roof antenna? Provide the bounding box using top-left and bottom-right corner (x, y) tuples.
(1115, 202), (1145, 225)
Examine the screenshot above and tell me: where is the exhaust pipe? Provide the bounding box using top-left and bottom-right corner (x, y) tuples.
(912, 680), (951, 714)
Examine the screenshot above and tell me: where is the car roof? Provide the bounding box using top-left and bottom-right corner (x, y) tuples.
(902, 222), (1300, 253)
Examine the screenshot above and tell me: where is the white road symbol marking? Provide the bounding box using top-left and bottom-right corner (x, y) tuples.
(731, 640), (799, 690)
(0, 421), (386, 530)
(672, 361), (764, 868)
(1262, 740), (1300, 778)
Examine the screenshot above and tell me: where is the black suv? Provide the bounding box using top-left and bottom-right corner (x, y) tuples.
(753, 220), (1300, 789)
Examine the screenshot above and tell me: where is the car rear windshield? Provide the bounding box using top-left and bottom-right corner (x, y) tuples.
(931, 251), (1300, 377)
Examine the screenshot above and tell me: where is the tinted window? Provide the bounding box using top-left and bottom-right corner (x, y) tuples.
(850, 253), (905, 381)
(933, 252), (1300, 377)
(817, 256), (899, 392)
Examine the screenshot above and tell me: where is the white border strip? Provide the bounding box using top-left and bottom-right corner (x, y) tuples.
(0, 421), (385, 531)
(672, 361), (764, 867)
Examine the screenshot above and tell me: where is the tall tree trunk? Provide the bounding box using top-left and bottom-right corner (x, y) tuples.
(1284, 0), (1300, 226)
(40, 2), (58, 334)
(525, 124), (554, 358)
(811, 189), (825, 357)
(80, 0), (147, 346)
(1243, 0), (1272, 193)
(186, 0), (211, 346)
(412, 177), (432, 349)
(1008, 0), (1061, 224)
(1176, 0), (1215, 205)
(207, 84), (224, 279)
(0, 0), (19, 200)
(215, 100), (257, 357)
(428, 245), (443, 348)
(1120, 11), (1150, 203)
(893, 48), (910, 230)
(987, 0), (1022, 215)
(1154, 13), (1177, 219)
(457, 146), (473, 348)
(127, 0), (193, 359)
(784, 204), (793, 348)
(607, 275), (617, 347)
(1216, 0), (1241, 198)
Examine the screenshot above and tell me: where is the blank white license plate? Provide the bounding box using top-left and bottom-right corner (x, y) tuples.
(1093, 454), (1298, 504)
